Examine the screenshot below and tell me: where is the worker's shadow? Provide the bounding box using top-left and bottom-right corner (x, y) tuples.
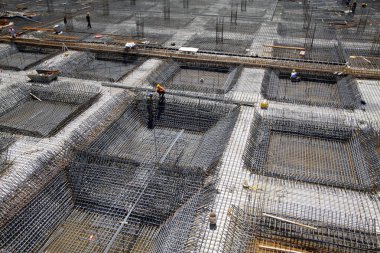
(147, 97), (166, 129)
(156, 97), (166, 121)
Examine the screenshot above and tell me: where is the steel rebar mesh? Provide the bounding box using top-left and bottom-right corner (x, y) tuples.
(0, 133), (15, 173)
(0, 45), (55, 71)
(0, 90), (129, 232)
(36, 51), (95, 74)
(0, 171), (74, 253)
(0, 81), (100, 137)
(243, 110), (380, 191)
(0, 92), (238, 252)
(261, 69), (363, 109)
(148, 60), (242, 94)
(30, 146), (215, 251)
(87, 93), (239, 169)
(223, 201), (379, 253)
(66, 54), (144, 82)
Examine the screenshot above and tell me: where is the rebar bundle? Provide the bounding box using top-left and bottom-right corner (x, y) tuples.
(244, 110), (380, 191)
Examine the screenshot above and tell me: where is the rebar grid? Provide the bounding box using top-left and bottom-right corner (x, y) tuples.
(1, 0), (380, 252)
(0, 46), (55, 71)
(223, 202), (379, 253)
(0, 94), (239, 252)
(147, 60), (242, 94)
(67, 57), (142, 82)
(36, 161), (208, 253)
(244, 110), (380, 191)
(0, 134), (15, 172)
(3, 0), (380, 65)
(261, 69), (362, 109)
(0, 172), (74, 253)
(0, 90), (130, 230)
(0, 81), (100, 137)
(37, 51), (95, 75)
(88, 94), (239, 169)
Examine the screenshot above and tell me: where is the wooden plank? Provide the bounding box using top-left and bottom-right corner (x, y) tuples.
(22, 27), (54, 31)
(47, 34), (80, 40)
(30, 92), (42, 101)
(264, 44), (306, 51)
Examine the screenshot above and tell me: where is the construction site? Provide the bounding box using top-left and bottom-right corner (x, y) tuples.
(0, 0), (380, 252)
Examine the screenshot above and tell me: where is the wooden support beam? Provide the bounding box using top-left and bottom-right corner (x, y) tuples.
(30, 92), (42, 101)
(0, 37), (379, 79)
(264, 44), (306, 51)
(22, 27), (54, 32)
(47, 34), (80, 40)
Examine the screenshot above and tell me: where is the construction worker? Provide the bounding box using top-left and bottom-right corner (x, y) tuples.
(209, 212), (217, 230)
(146, 93), (154, 129)
(351, 0), (357, 14)
(156, 84), (165, 98)
(290, 69), (300, 82)
(64, 15), (67, 26)
(86, 12), (91, 29)
(8, 27), (16, 39)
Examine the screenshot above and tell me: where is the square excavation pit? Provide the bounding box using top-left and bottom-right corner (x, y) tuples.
(0, 83), (99, 137)
(67, 54), (143, 82)
(271, 40), (346, 63)
(223, 204), (379, 253)
(244, 113), (380, 191)
(0, 159), (205, 252)
(261, 70), (362, 109)
(149, 61), (242, 94)
(88, 94), (240, 168)
(0, 96), (239, 253)
(0, 48), (56, 70)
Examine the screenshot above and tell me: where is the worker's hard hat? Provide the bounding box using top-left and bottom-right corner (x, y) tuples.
(156, 84), (161, 88)
(292, 69), (296, 72)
